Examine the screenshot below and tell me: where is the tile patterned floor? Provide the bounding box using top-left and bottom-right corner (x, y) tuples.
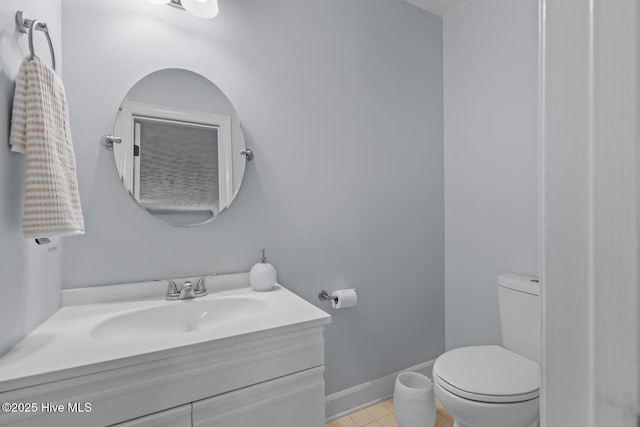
(326, 396), (453, 427)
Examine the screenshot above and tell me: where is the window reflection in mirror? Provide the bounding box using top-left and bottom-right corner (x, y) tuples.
(111, 69), (246, 226)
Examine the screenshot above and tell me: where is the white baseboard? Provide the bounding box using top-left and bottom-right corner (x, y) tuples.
(325, 359), (436, 421)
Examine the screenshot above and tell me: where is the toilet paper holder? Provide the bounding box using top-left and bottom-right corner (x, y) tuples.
(318, 290), (338, 303)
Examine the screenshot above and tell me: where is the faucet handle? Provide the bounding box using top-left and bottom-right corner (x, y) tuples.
(166, 280), (180, 300)
(195, 276), (208, 296)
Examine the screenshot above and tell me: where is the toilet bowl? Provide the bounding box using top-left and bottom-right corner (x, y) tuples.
(434, 274), (541, 427)
(433, 345), (539, 427)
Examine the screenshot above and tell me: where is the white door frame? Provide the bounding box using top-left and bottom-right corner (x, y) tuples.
(540, 1), (639, 426)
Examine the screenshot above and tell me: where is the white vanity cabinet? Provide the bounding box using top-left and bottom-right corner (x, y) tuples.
(0, 282), (331, 427)
(109, 367), (325, 427)
(0, 326), (327, 427)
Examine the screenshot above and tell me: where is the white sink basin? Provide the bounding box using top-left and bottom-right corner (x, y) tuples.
(91, 296), (268, 339)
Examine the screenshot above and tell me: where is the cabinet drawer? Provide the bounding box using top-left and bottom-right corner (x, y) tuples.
(109, 404), (190, 427)
(193, 367), (325, 427)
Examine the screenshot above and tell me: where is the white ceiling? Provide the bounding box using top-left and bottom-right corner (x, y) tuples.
(404, 0), (466, 17)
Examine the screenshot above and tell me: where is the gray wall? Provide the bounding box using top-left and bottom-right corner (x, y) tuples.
(0, 0), (62, 356)
(443, 0), (539, 350)
(61, 0), (444, 394)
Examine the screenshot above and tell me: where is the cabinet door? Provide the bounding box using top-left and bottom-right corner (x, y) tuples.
(110, 404), (191, 427)
(193, 367), (325, 427)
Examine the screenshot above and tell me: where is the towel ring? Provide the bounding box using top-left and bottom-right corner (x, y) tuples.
(28, 19), (55, 71)
(16, 11), (56, 71)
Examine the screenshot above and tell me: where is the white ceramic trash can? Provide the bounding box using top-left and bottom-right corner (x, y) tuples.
(393, 372), (436, 427)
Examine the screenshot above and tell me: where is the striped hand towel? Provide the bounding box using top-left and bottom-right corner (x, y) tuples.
(9, 56), (85, 238)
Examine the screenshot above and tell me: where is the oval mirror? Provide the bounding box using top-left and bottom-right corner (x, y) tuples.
(110, 69), (247, 226)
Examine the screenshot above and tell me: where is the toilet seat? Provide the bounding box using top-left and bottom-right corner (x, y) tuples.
(433, 345), (540, 404)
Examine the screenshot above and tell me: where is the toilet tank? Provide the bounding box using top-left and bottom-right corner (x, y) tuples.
(497, 273), (540, 363)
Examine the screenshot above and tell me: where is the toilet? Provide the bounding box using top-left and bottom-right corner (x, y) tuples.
(433, 274), (540, 427)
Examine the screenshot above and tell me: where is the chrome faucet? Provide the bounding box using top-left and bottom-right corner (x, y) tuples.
(166, 277), (209, 300)
(179, 281), (197, 299)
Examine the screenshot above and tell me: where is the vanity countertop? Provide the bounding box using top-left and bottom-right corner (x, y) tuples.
(0, 277), (330, 393)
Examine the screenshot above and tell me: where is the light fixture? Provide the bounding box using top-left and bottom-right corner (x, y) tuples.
(147, 0), (219, 19)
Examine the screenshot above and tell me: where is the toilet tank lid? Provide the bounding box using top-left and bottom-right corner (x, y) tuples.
(497, 273), (540, 296)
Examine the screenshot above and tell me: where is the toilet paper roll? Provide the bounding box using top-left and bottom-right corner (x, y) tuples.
(331, 289), (357, 309)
